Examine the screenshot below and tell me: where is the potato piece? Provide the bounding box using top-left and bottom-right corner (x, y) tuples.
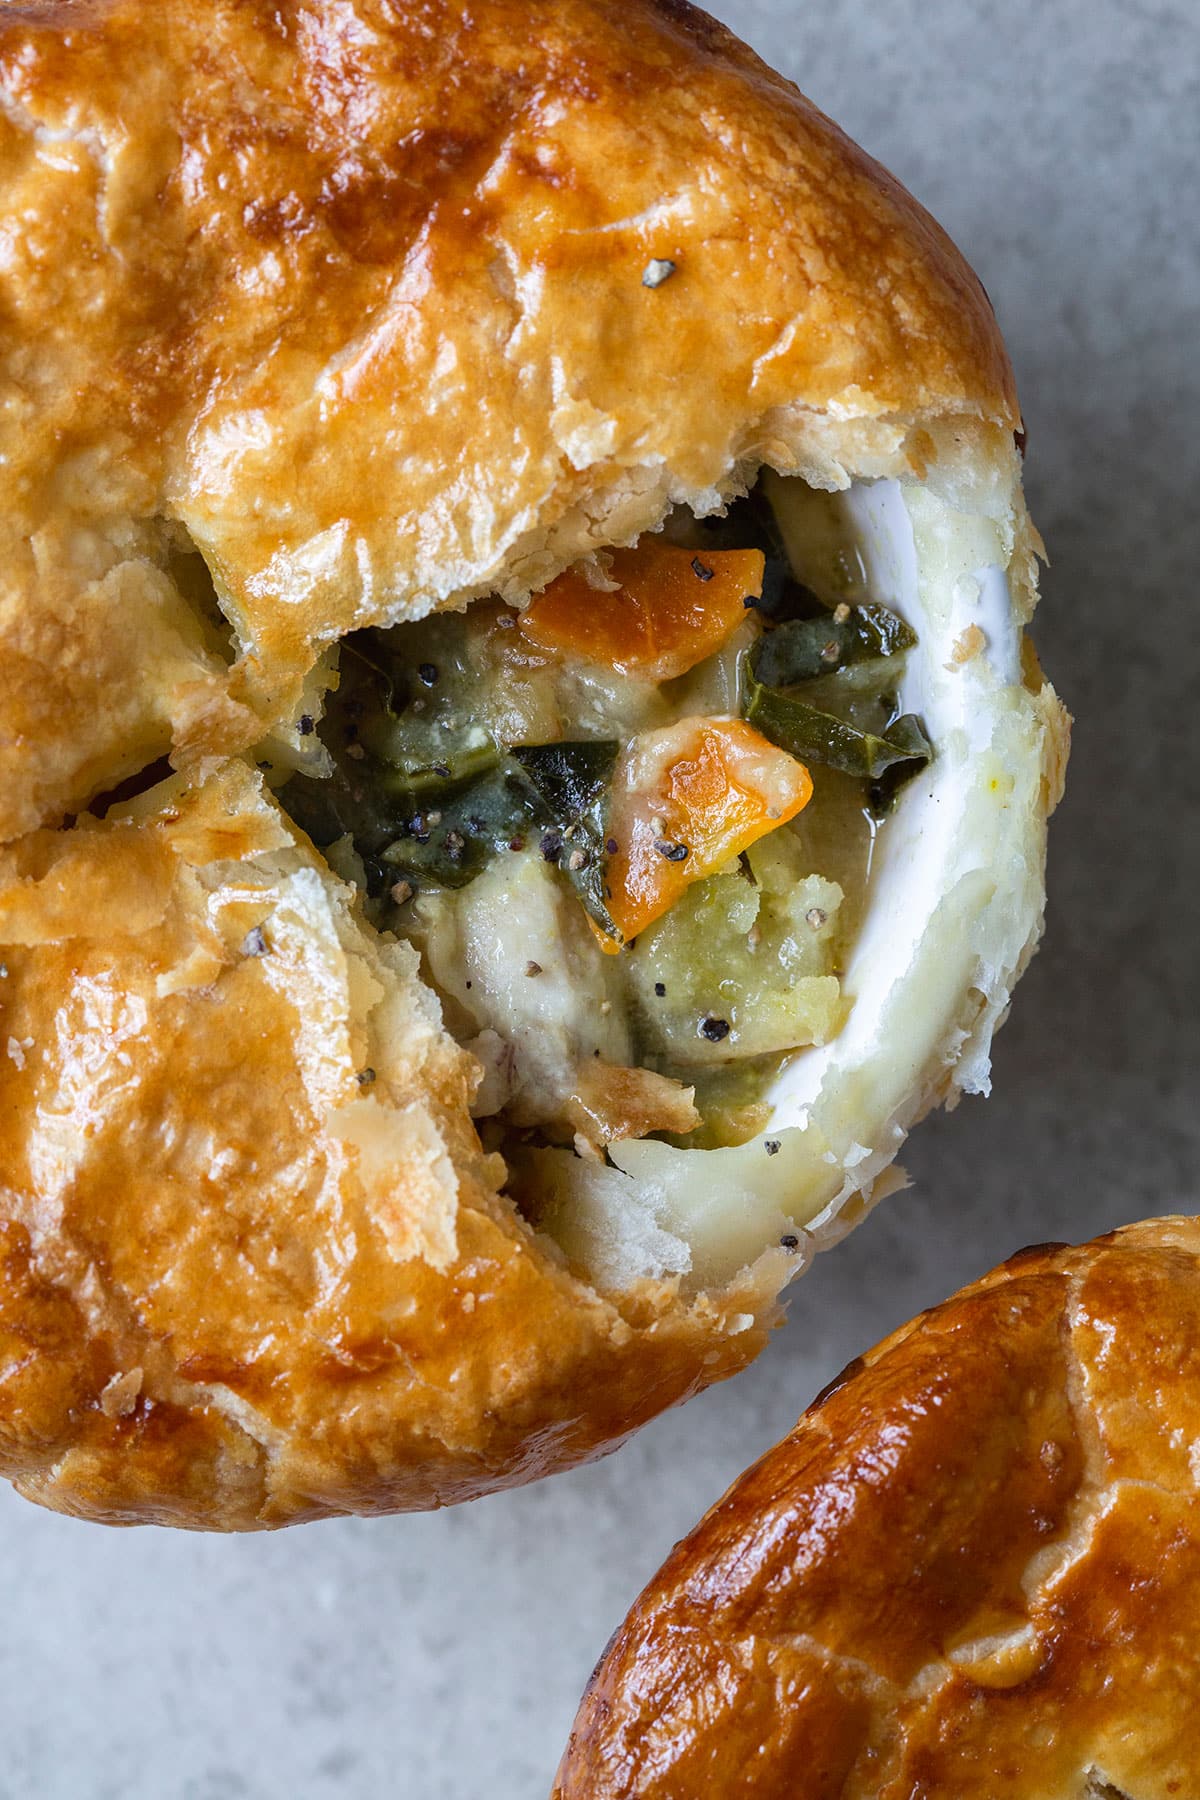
(627, 847), (845, 1064)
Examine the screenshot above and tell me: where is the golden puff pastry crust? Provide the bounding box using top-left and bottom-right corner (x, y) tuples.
(0, 0), (1017, 840)
(0, 0), (1056, 1527)
(555, 1219), (1200, 1800)
(0, 764), (780, 1526)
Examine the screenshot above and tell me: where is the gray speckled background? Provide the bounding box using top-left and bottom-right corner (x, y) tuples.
(3, 4), (1197, 1796)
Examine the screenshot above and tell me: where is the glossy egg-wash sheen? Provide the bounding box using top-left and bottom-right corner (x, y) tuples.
(555, 1219), (1200, 1799)
(0, 0), (1054, 1530)
(0, 0), (1016, 843)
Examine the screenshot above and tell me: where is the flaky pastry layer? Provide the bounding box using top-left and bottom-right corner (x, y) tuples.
(0, 0), (1058, 1526)
(0, 0), (1016, 840)
(556, 1219), (1200, 1800)
(0, 764), (782, 1525)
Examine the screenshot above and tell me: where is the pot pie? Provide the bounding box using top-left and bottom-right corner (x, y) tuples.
(555, 1220), (1200, 1800)
(0, 0), (1066, 1527)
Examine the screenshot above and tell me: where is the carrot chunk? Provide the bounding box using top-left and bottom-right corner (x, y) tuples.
(518, 543), (765, 680)
(600, 718), (812, 949)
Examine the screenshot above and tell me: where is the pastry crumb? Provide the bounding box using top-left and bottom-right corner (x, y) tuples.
(947, 623), (987, 669)
(99, 1368), (144, 1420)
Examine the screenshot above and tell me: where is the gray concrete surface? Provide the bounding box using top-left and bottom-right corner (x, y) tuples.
(2, 2), (1197, 1795)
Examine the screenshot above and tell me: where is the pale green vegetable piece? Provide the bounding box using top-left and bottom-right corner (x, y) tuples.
(627, 836), (845, 1065)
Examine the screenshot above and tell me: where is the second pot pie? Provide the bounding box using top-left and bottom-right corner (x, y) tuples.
(555, 1221), (1200, 1799)
(0, 0), (1066, 1527)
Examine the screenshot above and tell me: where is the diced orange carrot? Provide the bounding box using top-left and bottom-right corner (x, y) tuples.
(518, 543), (765, 681)
(598, 717), (813, 950)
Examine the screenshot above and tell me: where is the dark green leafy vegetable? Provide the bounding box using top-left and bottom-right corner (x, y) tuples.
(512, 742), (619, 938)
(744, 673), (932, 780)
(281, 616), (512, 890)
(379, 764), (541, 889)
(280, 608), (630, 910)
(372, 743), (619, 922)
(283, 726), (623, 921)
(751, 604), (916, 688)
(742, 599), (931, 783)
(279, 759), (392, 875)
(512, 742), (616, 824)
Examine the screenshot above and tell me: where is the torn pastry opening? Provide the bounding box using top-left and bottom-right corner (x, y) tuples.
(261, 463), (1040, 1293)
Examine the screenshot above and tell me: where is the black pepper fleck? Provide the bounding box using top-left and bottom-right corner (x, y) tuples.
(764, 1139), (781, 1156)
(432, 763), (452, 779)
(654, 981), (666, 997)
(417, 663), (438, 687)
(540, 830), (563, 863)
(641, 257), (677, 288)
(605, 838), (619, 855)
(780, 1233), (799, 1249)
(699, 1016), (730, 1042)
(357, 1067), (376, 1086)
(690, 556), (714, 582)
(297, 713), (314, 735)
(654, 839), (690, 863)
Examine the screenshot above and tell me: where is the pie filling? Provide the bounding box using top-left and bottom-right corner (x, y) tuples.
(277, 474), (931, 1166)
